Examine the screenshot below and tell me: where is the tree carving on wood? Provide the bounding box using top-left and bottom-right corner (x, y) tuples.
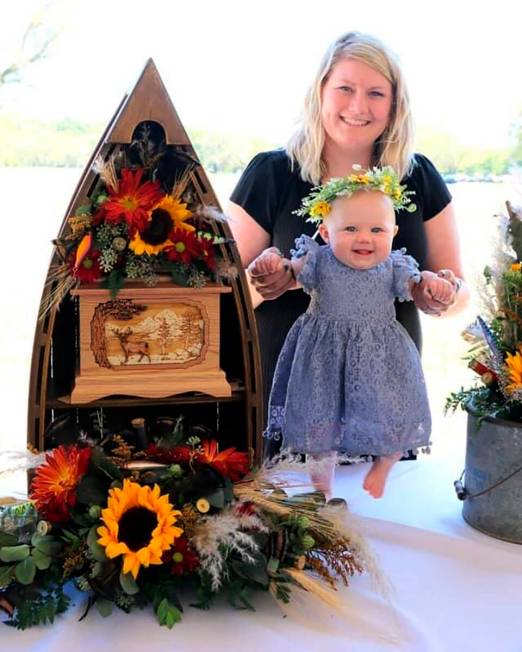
(90, 299), (146, 368)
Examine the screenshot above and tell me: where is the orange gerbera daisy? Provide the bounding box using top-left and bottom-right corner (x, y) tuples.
(197, 440), (250, 482)
(97, 479), (182, 579)
(101, 168), (164, 233)
(30, 446), (92, 523)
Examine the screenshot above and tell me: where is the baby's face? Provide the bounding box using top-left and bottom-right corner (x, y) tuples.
(318, 191), (398, 270)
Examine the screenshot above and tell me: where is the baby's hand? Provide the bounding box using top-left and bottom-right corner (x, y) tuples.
(423, 273), (455, 305)
(249, 249), (285, 277)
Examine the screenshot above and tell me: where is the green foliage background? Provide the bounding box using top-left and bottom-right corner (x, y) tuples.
(0, 111), (520, 174)
(0, 112), (275, 172)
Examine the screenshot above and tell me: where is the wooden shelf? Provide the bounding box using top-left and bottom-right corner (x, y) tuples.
(46, 382), (245, 409)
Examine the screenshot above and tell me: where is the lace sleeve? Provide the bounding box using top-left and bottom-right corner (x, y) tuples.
(291, 234), (321, 293)
(391, 248), (422, 302)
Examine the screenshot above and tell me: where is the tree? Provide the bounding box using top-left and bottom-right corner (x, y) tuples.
(157, 317), (172, 357)
(0, 1), (58, 88)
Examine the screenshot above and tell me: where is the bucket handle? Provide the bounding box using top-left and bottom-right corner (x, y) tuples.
(454, 464), (522, 501)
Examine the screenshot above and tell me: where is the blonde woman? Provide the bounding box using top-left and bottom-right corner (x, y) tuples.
(227, 32), (468, 455)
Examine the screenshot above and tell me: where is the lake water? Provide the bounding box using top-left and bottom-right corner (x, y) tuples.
(0, 167), (518, 456)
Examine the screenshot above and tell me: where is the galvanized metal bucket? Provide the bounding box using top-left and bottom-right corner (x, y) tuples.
(462, 409), (522, 543)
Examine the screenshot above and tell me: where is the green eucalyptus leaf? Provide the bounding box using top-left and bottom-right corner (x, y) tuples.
(96, 598), (113, 618)
(156, 598), (182, 629)
(0, 564), (14, 588)
(32, 535), (62, 556)
(0, 532), (18, 547)
(103, 269), (126, 299)
(15, 556), (36, 584)
(90, 447), (123, 481)
(0, 544), (30, 563)
(267, 557), (280, 574)
(231, 551), (269, 588)
(223, 478), (235, 503)
(87, 526), (107, 562)
(90, 561), (103, 578)
(119, 571), (139, 595)
(206, 489), (225, 509)
(32, 548), (52, 570)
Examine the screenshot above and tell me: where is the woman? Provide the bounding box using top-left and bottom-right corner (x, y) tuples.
(227, 32), (469, 452)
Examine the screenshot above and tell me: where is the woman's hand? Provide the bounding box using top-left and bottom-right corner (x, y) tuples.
(247, 247), (296, 301)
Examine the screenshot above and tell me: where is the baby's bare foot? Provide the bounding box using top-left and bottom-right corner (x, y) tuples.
(363, 456), (400, 499)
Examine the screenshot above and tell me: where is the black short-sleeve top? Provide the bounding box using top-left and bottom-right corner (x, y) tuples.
(230, 149), (451, 265)
(230, 150), (452, 408)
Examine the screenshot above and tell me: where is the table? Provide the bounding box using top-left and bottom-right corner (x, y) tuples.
(2, 456), (521, 652)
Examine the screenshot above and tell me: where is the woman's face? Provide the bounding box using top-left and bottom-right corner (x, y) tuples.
(320, 58), (393, 157)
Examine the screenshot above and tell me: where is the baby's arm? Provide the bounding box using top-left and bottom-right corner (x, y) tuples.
(412, 271), (456, 305)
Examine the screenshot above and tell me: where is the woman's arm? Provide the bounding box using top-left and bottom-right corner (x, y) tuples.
(227, 200), (297, 307)
(411, 201), (470, 317)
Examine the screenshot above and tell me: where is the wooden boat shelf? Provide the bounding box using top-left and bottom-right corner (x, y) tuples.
(28, 60), (263, 460)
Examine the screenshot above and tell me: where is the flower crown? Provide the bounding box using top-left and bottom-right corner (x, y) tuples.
(295, 165), (417, 225)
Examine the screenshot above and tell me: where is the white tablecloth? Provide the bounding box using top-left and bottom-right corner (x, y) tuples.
(2, 456), (522, 652)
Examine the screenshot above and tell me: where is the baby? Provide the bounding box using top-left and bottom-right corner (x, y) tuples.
(251, 167), (456, 498)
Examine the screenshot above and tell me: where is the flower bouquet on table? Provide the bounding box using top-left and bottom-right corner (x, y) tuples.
(446, 201), (522, 420)
(44, 125), (235, 315)
(0, 423), (378, 630)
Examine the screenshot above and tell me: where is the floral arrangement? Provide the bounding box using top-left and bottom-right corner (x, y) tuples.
(446, 200), (522, 421)
(45, 125), (235, 316)
(295, 164), (416, 224)
(0, 421), (376, 630)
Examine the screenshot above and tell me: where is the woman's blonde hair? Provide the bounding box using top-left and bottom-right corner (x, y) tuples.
(286, 32), (415, 184)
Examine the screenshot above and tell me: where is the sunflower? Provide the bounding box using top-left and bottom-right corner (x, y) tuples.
(197, 439), (250, 482)
(154, 195), (194, 233)
(97, 479), (183, 579)
(101, 168), (164, 233)
(505, 348), (522, 394)
(30, 446), (92, 523)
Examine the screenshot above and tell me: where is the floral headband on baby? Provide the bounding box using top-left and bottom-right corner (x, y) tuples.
(295, 165), (417, 225)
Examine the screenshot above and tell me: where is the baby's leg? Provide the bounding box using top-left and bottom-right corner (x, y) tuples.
(308, 452), (336, 499)
(363, 453), (402, 499)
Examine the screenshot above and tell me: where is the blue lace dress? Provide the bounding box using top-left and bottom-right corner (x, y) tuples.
(265, 235), (432, 458)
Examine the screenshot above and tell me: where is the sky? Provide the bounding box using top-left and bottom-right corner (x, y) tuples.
(1, 0), (521, 148)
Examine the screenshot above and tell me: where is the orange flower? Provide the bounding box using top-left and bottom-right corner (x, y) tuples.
(197, 440), (250, 482)
(505, 348), (522, 394)
(30, 446), (91, 523)
(101, 168), (163, 233)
